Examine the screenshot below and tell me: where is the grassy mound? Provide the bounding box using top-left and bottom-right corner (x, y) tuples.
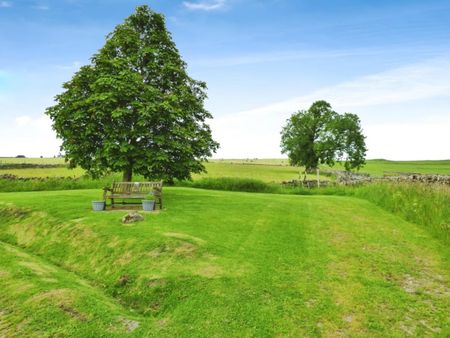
(0, 242), (144, 337)
(0, 188), (449, 336)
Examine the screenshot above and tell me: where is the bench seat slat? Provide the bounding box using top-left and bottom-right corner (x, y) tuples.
(104, 181), (163, 209)
(109, 194), (149, 199)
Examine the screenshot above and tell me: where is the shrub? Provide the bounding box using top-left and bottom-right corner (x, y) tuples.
(179, 177), (277, 193)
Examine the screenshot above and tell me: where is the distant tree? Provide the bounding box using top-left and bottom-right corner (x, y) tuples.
(280, 101), (367, 180)
(46, 5), (218, 182)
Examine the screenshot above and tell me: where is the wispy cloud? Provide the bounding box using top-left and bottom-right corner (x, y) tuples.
(194, 46), (450, 67)
(219, 57), (450, 119)
(0, 1), (11, 8)
(183, 0), (226, 11)
(210, 57), (450, 159)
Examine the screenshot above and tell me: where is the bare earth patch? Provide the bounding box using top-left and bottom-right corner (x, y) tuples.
(163, 232), (206, 245)
(118, 317), (140, 332)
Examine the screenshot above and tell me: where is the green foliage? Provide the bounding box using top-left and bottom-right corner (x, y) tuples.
(281, 100), (367, 172)
(181, 177), (277, 193)
(46, 5), (218, 182)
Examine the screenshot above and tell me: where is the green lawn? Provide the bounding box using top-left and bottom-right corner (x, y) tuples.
(0, 188), (448, 337)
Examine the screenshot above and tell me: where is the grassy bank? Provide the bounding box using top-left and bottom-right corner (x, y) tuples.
(0, 188), (449, 336)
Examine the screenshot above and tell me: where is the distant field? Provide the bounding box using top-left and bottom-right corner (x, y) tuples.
(0, 157), (65, 164)
(0, 158), (449, 181)
(330, 159), (450, 176)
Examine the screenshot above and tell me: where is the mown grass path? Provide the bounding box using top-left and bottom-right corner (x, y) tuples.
(0, 188), (449, 337)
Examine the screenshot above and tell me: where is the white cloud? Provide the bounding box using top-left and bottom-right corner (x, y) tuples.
(365, 122), (450, 160)
(15, 115), (51, 129)
(211, 57), (450, 159)
(0, 1), (11, 8)
(183, 0), (226, 11)
(0, 115), (60, 158)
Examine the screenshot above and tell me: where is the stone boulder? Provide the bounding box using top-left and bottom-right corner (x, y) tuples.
(122, 212), (144, 224)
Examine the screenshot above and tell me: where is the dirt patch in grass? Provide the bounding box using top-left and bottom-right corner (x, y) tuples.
(174, 241), (197, 257)
(155, 317), (171, 329)
(59, 303), (87, 321)
(195, 263), (223, 278)
(0, 270), (10, 278)
(148, 241), (199, 259)
(30, 288), (75, 303)
(147, 278), (167, 288)
(148, 246), (165, 258)
(163, 232), (206, 245)
(397, 313), (443, 336)
(116, 251), (133, 266)
(401, 273), (450, 298)
(29, 288), (88, 321)
(118, 317), (140, 332)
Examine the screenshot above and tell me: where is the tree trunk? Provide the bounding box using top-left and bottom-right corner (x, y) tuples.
(122, 166), (133, 182)
(317, 168), (320, 187)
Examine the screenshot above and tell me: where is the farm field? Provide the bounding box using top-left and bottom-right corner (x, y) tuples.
(0, 188), (449, 337)
(1, 158), (449, 181)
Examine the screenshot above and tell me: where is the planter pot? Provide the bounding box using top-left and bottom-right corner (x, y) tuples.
(92, 201), (105, 211)
(142, 200), (155, 212)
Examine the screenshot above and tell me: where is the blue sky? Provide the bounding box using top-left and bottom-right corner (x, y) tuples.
(0, 0), (449, 159)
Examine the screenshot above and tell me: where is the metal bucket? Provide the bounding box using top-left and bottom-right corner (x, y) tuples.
(142, 200), (155, 211)
(92, 201), (105, 211)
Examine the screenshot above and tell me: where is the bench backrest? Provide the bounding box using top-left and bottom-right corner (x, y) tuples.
(111, 181), (163, 195)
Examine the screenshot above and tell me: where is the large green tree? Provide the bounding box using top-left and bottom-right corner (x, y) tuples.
(46, 5), (219, 182)
(280, 101), (367, 179)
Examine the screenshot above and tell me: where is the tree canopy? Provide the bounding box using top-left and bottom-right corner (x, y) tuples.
(46, 5), (219, 182)
(280, 101), (367, 173)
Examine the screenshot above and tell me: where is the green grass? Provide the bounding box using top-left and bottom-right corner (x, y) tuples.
(181, 178), (450, 244)
(347, 182), (450, 242)
(0, 157), (65, 164)
(0, 167), (85, 178)
(0, 188), (449, 336)
(328, 159), (450, 176)
(1, 158), (448, 182)
(194, 162), (310, 182)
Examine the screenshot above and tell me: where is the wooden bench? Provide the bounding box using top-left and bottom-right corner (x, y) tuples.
(103, 181), (163, 209)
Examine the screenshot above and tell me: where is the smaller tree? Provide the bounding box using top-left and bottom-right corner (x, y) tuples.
(280, 101), (367, 180)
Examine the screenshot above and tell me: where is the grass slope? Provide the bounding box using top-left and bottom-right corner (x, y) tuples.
(0, 188), (449, 337)
(0, 242), (145, 337)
